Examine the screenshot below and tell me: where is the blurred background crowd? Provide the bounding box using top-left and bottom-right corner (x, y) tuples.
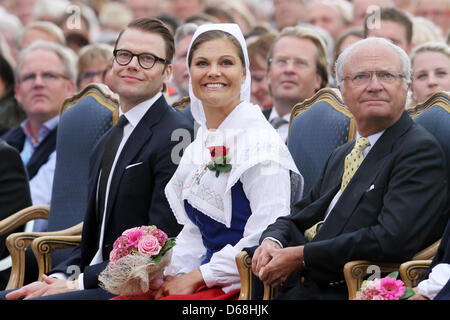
(0, 0), (448, 126)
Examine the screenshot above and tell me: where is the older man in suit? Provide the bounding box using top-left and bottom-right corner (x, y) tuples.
(252, 37), (449, 300)
(4, 18), (193, 300)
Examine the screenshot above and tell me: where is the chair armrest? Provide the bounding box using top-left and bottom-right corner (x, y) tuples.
(412, 240), (440, 260)
(235, 250), (276, 300)
(42, 222), (84, 237)
(399, 260), (432, 287)
(0, 205), (50, 234)
(4, 222), (83, 290)
(343, 260), (401, 300)
(5, 231), (47, 290)
(236, 251), (253, 300)
(32, 234), (82, 281)
(263, 282), (276, 300)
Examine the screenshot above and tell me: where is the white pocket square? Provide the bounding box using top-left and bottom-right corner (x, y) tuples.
(366, 184), (375, 192)
(125, 162), (143, 169)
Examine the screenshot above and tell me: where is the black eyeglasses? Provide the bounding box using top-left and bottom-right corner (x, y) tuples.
(113, 49), (168, 69)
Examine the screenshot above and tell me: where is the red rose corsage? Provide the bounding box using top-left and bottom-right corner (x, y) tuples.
(206, 145), (232, 178)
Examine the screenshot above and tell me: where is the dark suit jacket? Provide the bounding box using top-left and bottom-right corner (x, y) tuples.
(1, 126), (57, 180)
(49, 96), (194, 289)
(261, 112), (449, 299)
(0, 140), (32, 288)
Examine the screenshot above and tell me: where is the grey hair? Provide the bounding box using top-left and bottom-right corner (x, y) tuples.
(335, 37), (411, 91)
(174, 23), (199, 45)
(16, 40), (78, 82)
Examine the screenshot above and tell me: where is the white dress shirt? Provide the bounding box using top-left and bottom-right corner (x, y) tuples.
(418, 263), (450, 299)
(29, 151), (57, 232)
(268, 107), (291, 143)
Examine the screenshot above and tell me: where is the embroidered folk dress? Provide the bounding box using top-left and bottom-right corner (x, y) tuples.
(164, 23), (303, 298)
(184, 180), (251, 266)
(164, 101), (303, 295)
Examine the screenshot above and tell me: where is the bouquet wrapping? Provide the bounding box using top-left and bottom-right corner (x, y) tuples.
(99, 225), (175, 296)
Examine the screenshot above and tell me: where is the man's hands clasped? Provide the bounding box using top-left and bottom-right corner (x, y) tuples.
(252, 239), (305, 287)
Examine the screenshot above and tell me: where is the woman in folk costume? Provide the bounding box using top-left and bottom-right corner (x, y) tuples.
(116, 23), (303, 300)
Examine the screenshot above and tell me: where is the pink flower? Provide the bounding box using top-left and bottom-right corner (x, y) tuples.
(125, 229), (146, 249)
(137, 235), (161, 256)
(355, 278), (381, 300)
(122, 227), (141, 237)
(151, 228), (168, 246)
(379, 277), (405, 300)
(140, 225), (156, 235)
(110, 247), (130, 262)
(113, 235), (128, 250)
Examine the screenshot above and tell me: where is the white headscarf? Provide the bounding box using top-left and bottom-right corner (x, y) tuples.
(165, 24), (302, 228)
(187, 23), (251, 126)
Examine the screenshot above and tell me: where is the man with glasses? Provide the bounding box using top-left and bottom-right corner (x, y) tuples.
(251, 37), (448, 299)
(265, 26), (329, 142)
(2, 41), (76, 230)
(4, 18), (193, 300)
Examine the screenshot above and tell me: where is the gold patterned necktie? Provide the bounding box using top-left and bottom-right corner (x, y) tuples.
(340, 137), (371, 194)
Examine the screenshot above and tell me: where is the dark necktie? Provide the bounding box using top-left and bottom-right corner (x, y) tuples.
(97, 115), (128, 223)
(270, 117), (289, 129)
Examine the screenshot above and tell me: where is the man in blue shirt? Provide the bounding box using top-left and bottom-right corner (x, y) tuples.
(2, 41), (76, 232)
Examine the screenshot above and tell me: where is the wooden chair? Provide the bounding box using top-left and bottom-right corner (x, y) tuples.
(0, 84), (119, 289)
(344, 240), (441, 299)
(236, 250), (276, 300)
(172, 96), (190, 110)
(399, 260), (433, 288)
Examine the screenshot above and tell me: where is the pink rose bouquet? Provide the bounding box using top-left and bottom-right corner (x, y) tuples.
(99, 225), (175, 296)
(354, 272), (415, 300)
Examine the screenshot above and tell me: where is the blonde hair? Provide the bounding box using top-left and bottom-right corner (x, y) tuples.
(77, 43), (113, 86)
(268, 26), (329, 89)
(21, 21), (66, 46)
(412, 17), (445, 47)
(99, 1), (133, 32)
(410, 41), (450, 65)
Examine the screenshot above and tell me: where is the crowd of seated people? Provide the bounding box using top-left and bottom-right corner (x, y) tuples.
(0, 0), (448, 301)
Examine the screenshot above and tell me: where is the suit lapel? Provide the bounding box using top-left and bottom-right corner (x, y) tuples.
(103, 96), (168, 225)
(314, 112), (413, 240)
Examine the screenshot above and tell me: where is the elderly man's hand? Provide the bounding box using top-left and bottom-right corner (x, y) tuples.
(252, 239), (305, 287)
(5, 275), (79, 300)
